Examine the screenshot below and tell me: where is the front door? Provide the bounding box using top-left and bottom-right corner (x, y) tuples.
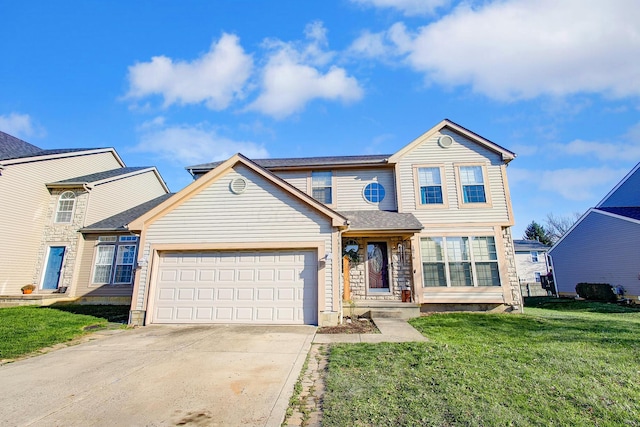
(42, 246), (65, 289)
(367, 242), (389, 291)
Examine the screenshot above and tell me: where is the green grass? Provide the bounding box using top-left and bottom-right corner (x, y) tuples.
(0, 305), (129, 360)
(323, 300), (640, 426)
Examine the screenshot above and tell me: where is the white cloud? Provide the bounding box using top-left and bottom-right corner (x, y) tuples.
(247, 22), (364, 119)
(552, 139), (640, 162)
(350, 0), (450, 16)
(134, 121), (268, 165)
(509, 166), (627, 201)
(126, 33), (253, 110)
(0, 113), (43, 139)
(358, 0), (640, 100)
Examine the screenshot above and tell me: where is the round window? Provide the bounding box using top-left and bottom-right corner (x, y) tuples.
(363, 182), (385, 203)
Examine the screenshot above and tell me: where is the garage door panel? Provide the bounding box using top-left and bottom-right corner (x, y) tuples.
(153, 249), (318, 324)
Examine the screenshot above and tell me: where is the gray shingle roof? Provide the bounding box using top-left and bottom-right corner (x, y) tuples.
(51, 167), (151, 185)
(0, 130), (42, 160)
(596, 206), (640, 221)
(81, 193), (174, 232)
(513, 239), (550, 251)
(339, 210), (423, 232)
(188, 154), (392, 173)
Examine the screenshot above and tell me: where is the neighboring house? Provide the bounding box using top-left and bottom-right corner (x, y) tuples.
(0, 130), (169, 304)
(549, 162), (640, 302)
(123, 119), (521, 326)
(513, 239), (551, 284)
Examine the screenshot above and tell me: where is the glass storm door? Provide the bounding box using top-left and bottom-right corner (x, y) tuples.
(42, 246), (65, 289)
(367, 242), (389, 291)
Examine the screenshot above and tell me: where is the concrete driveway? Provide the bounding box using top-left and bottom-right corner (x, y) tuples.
(0, 324), (315, 426)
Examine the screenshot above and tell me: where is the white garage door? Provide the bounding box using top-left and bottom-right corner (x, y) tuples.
(152, 249), (318, 324)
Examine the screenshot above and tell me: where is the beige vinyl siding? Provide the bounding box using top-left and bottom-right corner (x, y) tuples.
(0, 152), (121, 294)
(397, 130), (511, 224)
(275, 168), (397, 211)
(84, 171), (168, 226)
(335, 167), (396, 211)
(273, 170), (308, 193)
(136, 164), (334, 312)
(74, 234), (135, 297)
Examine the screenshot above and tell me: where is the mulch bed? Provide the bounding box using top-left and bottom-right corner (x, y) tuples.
(317, 317), (379, 334)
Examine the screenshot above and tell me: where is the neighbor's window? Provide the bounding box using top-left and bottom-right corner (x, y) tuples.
(535, 272), (542, 282)
(92, 236), (138, 285)
(363, 182), (385, 203)
(459, 166), (486, 203)
(417, 167), (443, 205)
(421, 236), (500, 287)
(55, 191), (76, 223)
(531, 251), (539, 262)
(311, 171), (333, 204)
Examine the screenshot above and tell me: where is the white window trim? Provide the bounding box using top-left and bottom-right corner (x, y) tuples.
(531, 251), (539, 262)
(113, 245), (137, 285)
(54, 191), (77, 224)
(421, 235), (500, 288)
(308, 170), (336, 207)
(90, 236), (138, 286)
(454, 163), (492, 208)
(412, 164), (449, 209)
(362, 181), (386, 205)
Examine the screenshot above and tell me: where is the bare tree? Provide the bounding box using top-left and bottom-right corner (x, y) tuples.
(544, 212), (582, 243)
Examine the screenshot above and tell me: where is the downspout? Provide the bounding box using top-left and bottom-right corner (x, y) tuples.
(81, 183), (94, 227)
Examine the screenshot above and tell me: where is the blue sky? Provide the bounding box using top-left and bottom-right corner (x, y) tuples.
(2, 0), (639, 237)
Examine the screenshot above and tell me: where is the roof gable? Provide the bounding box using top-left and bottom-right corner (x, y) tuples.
(0, 131), (42, 160)
(46, 166), (169, 192)
(596, 162), (640, 208)
(388, 119), (516, 163)
(129, 154), (348, 230)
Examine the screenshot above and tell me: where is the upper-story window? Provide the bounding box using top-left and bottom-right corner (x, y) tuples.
(363, 182), (385, 204)
(459, 165), (487, 204)
(55, 191), (76, 223)
(417, 167), (444, 205)
(531, 251), (539, 262)
(311, 171), (333, 204)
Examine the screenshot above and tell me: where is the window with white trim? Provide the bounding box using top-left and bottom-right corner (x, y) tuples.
(531, 251), (539, 262)
(535, 272), (542, 282)
(92, 236), (138, 285)
(421, 236), (500, 287)
(55, 191), (76, 223)
(417, 167), (444, 205)
(311, 171), (333, 204)
(459, 166), (486, 203)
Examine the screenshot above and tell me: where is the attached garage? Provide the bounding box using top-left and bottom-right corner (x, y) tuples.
(150, 249), (318, 325)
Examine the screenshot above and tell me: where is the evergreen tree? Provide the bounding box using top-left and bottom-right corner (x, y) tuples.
(523, 221), (552, 245)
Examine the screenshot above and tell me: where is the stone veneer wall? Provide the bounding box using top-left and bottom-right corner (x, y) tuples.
(345, 237), (413, 301)
(32, 189), (88, 291)
(502, 226), (523, 310)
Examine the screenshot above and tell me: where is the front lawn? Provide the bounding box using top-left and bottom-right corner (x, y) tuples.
(323, 300), (640, 426)
(0, 305), (128, 360)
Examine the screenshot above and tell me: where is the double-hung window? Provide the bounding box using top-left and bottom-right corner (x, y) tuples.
(417, 167), (444, 205)
(311, 171), (333, 204)
(459, 166), (487, 204)
(92, 236), (138, 285)
(421, 236), (500, 287)
(531, 251), (539, 262)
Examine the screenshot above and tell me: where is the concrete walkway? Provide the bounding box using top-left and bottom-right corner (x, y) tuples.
(312, 316), (428, 344)
(284, 317), (427, 426)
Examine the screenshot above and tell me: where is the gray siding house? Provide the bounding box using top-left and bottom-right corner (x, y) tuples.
(549, 163), (640, 301)
(126, 119), (522, 326)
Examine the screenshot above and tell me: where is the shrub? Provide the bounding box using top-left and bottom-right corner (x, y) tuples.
(575, 283), (617, 302)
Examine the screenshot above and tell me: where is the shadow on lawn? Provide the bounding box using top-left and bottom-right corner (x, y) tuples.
(44, 304), (130, 323)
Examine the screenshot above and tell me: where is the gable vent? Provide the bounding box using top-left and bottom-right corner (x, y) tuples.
(438, 135), (454, 148)
(230, 178), (248, 194)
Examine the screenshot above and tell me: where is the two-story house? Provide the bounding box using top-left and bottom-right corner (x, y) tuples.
(125, 119), (520, 326)
(0, 130), (169, 305)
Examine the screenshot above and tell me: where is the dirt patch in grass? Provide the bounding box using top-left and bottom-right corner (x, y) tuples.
(317, 317), (379, 334)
